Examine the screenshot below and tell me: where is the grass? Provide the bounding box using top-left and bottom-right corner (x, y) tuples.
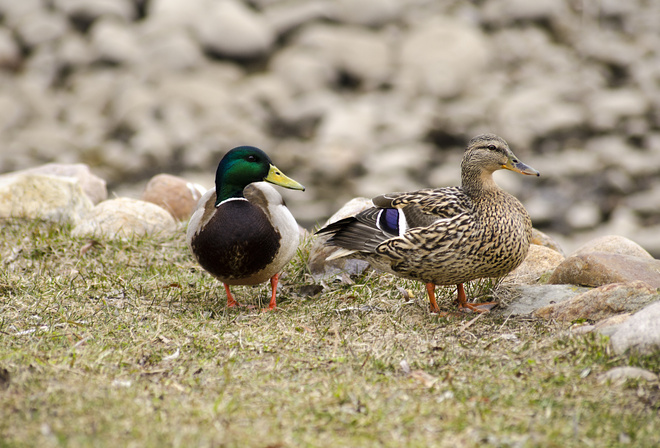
(1, 219), (659, 447)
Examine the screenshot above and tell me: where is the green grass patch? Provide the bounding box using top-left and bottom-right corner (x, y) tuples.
(1, 219), (658, 447)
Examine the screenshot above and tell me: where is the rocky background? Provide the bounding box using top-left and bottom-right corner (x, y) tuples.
(1, 0), (660, 255)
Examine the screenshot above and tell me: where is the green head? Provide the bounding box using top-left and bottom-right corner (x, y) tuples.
(214, 146), (305, 205)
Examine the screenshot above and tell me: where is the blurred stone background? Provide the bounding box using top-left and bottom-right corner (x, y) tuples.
(1, 0), (659, 255)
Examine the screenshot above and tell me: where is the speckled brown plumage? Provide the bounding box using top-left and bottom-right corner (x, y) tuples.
(317, 134), (540, 313)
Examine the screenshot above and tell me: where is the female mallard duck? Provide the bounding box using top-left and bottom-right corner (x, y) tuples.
(317, 134), (539, 313)
(187, 146), (305, 311)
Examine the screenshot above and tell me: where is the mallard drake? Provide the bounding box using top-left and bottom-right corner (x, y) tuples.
(187, 146), (305, 310)
(317, 134), (539, 313)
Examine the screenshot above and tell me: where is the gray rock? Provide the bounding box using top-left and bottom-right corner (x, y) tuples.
(610, 301), (660, 355)
(595, 313), (632, 337)
(497, 284), (590, 316)
(533, 281), (660, 322)
(71, 197), (177, 239)
(610, 302), (660, 354)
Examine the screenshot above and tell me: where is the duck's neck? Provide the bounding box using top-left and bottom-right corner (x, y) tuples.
(215, 182), (246, 205)
(461, 167), (501, 200)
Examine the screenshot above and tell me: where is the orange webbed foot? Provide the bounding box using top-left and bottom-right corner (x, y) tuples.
(455, 283), (497, 313)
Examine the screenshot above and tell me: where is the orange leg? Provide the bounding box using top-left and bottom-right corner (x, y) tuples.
(224, 283), (239, 308)
(425, 283), (441, 314)
(456, 283), (497, 313)
(264, 273), (279, 311)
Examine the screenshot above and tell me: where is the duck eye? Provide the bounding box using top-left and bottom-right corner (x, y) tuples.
(487, 145), (497, 151)
(247, 155), (257, 162)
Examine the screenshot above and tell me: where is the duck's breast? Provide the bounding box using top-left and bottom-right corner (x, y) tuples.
(190, 196), (282, 284)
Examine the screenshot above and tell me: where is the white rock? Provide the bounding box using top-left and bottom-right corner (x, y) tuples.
(623, 183), (660, 216)
(503, 244), (565, 286)
(584, 136), (660, 176)
(15, 10), (69, 48)
(160, 102), (199, 148)
(90, 18), (143, 64)
(263, 1), (332, 35)
(0, 27), (20, 69)
(139, 26), (205, 72)
(316, 100), (377, 147)
(588, 89), (649, 130)
(625, 226), (660, 259)
(130, 125), (171, 159)
(5, 121), (74, 164)
(295, 24), (393, 89)
(571, 235), (653, 259)
(565, 201), (602, 230)
(396, 17), (490, 99)
(332, 0), (402, 26)
(53, 0), (135, 21)
(195, 0), (275, 58)
(155, 68), (240, 113)
(495, 86), (585, 148)
(0, 163), (107, 205)
(0, 91), (27, 134)
(270, 46), (335, 94)
(610, 301), (660, 355)
(482, 0), (565, 23)
(0, 174), (93, 223)
(598, 366), (658, 384)
(313, 101), (378, 178)
(72, 197), (177, 239)
(56, 32), (94, 67)
(147, 0), (206, 26)
(0, 0), (42, 18)
(22, 46), (61, 88)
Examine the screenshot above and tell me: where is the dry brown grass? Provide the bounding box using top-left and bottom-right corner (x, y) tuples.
(1, 219), (659, 447)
